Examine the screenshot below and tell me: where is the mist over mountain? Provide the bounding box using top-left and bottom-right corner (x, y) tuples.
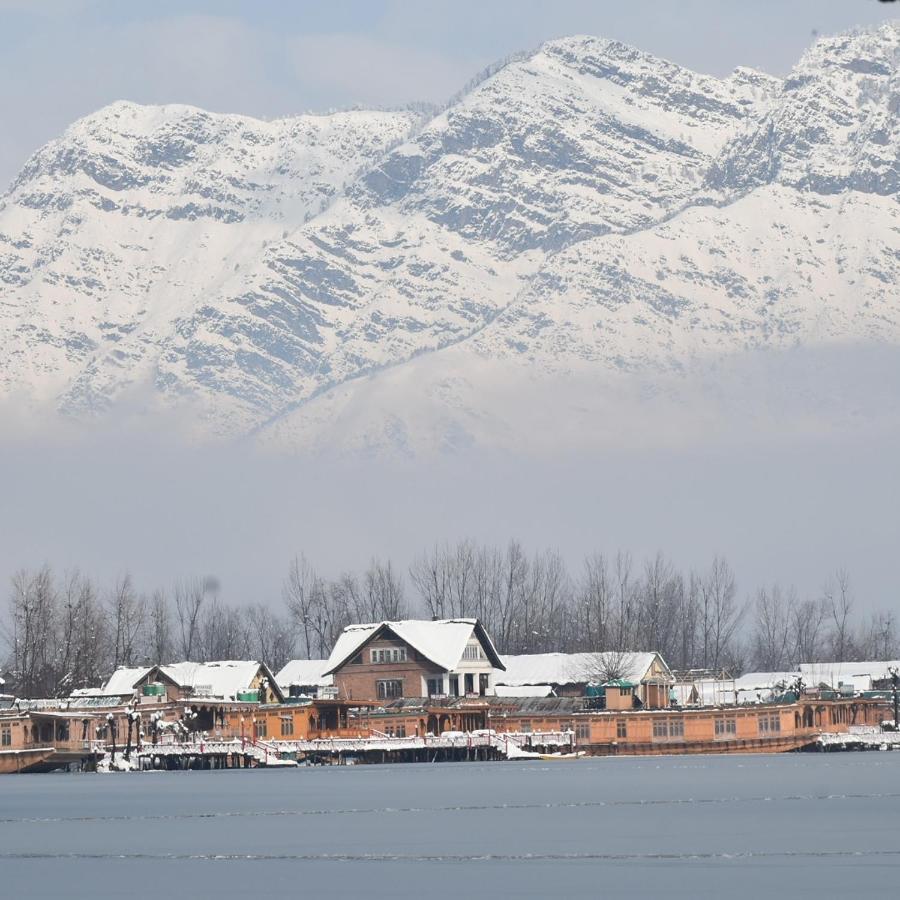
(1, 23), (898, 455)
(1, 24), (899, 615)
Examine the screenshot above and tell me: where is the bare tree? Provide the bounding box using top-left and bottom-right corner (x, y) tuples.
(824, 570), (855, 662)
(577, 553), (612, 652)
(283, 555), (319, 659)
(146, 590), (173, 663)
(108, 574), (144, 669)
(195, 600), (251, 662)
(5, 567), (57, 697)
(173, 577), (207, 660)
(752, 584), (797, 671)
(247, 604), (295, 672)
(409, 545), (453, 619)
(860, 609), (897, 661)
(698, 556), (742, 669)
(364, 558), (406, 621)
(585, 648), (635, 684)
(62, 571), (108, 691)
(791, 597), (828, 664)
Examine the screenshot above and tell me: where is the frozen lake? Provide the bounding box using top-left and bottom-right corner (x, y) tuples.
(1, 753), (898, 898)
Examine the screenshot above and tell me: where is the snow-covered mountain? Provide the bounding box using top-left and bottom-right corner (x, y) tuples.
(1, 24), (898, 454)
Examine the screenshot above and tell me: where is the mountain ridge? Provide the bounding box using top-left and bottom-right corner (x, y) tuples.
(1, 23), (898, 454)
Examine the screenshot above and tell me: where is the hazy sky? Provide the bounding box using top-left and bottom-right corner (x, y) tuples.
(1, 0), (897, 189)
(2, 425), (899, 620)
(2, 1), (900, 626)
(3, 344), (900, 618)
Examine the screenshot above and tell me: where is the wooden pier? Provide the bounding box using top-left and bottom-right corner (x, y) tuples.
(126, 731), (575, 770)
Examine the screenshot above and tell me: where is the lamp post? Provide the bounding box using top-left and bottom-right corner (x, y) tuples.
(888, 666), (899, 732)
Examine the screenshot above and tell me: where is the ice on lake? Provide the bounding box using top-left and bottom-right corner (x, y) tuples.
(1, 752), (898, 898)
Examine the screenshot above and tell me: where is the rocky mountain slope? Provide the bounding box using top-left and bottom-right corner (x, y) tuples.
(1, 24), (898, 453)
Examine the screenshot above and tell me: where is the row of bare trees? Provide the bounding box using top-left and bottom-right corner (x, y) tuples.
(2, 542), (897, 698)
(1, 569), (294, 698)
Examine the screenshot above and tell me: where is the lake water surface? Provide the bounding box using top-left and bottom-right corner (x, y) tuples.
(1, 753), (898, 898)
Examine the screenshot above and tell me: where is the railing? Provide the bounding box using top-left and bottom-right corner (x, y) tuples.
(25, 739), (106, 754)
(123, 730), (576, 761)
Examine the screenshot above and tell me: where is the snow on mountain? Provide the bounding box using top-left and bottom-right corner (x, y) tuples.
(102, 35), (773, 433)
(1, 24), (898, 454)
(0, 103), (422, 409)
(709, 23), (900, 197)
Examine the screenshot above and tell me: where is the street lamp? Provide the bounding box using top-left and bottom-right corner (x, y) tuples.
(888, 666), (899, 732)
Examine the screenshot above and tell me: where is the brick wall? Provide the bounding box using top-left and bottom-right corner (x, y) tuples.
(334, 637), (445, 701)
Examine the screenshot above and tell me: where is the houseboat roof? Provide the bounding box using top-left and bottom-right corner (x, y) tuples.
(494, 684), (555, 698)
(498, 651), (668, 687)
(799, 660), (900, 690)
(734, 671), (801, 692)
(324, 618), (505, 674)
(100, 665), (152, 695)
(275, 659), (333, 691)
(101, 660), (283, 702)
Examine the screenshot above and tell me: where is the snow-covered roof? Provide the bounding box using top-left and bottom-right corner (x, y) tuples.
(159, 661), (273, 700)
(799, 660), (900, 690)
(101, 660), (281, 701)
(325, 618), (503, 674)
(275, 660), (333, 690)
(734, 671), (801, 692)
(100, 666), (151, 696)
(494, 684), (555, 698)
(497, 652), (665, 687)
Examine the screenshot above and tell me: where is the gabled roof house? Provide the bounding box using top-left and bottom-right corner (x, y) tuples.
(324, 618), (505, 702)
(101, 661), (284, 704)
(496, 651), (674, 708)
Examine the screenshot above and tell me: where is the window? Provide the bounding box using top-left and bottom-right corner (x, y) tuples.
(1, 725), (10, 747)
(397, 724), (406, 738)
(519, 720), (532, 733)
(653, 719), (683, 740)
(616, 720), (627, 739)
(479, 674), (490, 696)
(715, 718), (737, 737)
(426, 677), (444, 697)
(280, 717), (294, 737)
(462, 642), (485, 660)
(350, 653), (362, 665)
(619, 687), (631, 697)
(371, 647), (407, 664)
(759, 714), (781, 734)
(464, 673), (475, 694)
(254, 720), (267, 739)
(575, 722), (591, 742)
(449, 675), (459, 697)
(377, 679), (403, 700)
